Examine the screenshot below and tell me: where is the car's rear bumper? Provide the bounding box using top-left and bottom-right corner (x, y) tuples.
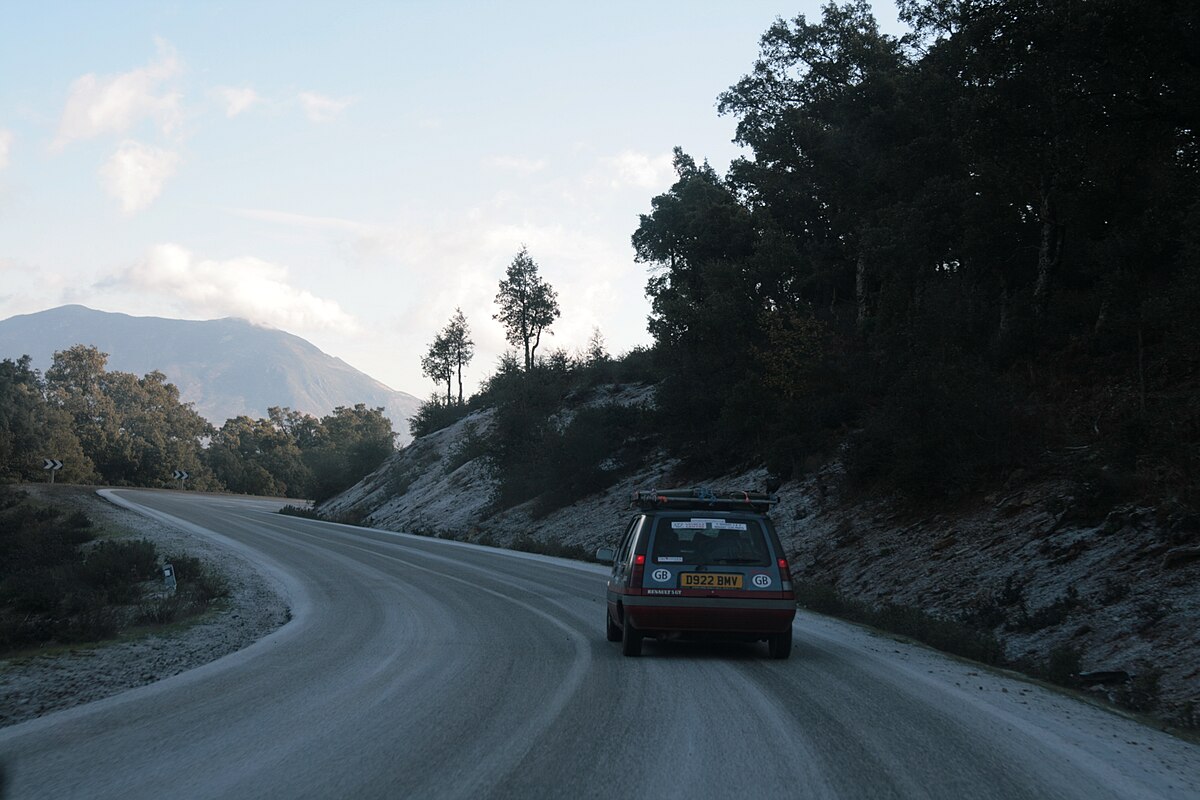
(617, 595), (796, 635)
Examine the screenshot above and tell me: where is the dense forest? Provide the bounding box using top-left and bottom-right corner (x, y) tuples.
(0, 345), (394, 501)
(415, 0), (1198, 516)
(632, 0), (1199, 504)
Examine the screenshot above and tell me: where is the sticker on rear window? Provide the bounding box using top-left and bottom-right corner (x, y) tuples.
(656, 556), (683, 562)
(671, 519), (748, 530)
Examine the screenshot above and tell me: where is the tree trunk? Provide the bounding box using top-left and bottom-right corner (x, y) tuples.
(997, 274), (1011, 343)
(1033, 178), (1063, 314)
(855, 251), (868, 332)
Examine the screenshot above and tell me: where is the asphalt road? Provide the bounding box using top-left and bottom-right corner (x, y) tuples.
(2, 490), (1197, 799)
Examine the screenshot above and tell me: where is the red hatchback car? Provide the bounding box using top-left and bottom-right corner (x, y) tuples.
(597, 489), (796, 658)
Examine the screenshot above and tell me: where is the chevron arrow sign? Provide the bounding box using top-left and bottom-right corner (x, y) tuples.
(42, 459), (63, 471)
(172, 470), (190, 481)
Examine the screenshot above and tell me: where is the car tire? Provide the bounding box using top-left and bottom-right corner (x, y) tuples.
(621, 618), (643, 657)
(768, 628), (792, 660)
(606, 609), (621, 642)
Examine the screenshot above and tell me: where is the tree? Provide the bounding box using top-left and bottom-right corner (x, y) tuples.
(306, 404), (395, 502)
(0, 355), (94, 482)
(420, 334), (454, 404)
(494, 246), (560, 370)
(584, 327), (609, 366)
(441, 308), (475, 404)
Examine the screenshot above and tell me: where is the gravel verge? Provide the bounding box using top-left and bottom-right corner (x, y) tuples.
(0, 486), (291, 728)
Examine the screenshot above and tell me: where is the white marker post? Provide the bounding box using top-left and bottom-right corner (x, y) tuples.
(162, 563), (177, 593)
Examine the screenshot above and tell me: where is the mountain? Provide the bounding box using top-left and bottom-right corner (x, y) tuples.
(0, 305), (421, 443)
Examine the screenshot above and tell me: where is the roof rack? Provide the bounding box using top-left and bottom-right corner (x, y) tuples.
(632, 487), (779, 514)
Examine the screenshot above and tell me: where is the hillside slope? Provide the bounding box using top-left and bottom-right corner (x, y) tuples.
(322, 384), (1200, 728)
(0, 305), (421, 440)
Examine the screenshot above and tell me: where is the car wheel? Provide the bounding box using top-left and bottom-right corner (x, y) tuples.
(621, 618), (643, 657)
(606, 609), (621, 642)
(768, 628), (792, 659)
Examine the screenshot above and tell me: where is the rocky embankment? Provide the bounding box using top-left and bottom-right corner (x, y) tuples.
(321, 387), (1200, 728)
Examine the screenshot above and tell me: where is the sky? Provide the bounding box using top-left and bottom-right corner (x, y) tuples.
(0, 1), (906, 399)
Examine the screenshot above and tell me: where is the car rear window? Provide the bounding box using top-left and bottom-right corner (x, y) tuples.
(649, 517), (771, 567)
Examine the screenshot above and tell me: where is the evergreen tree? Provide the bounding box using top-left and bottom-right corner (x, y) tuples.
(494, 246), (560, 370)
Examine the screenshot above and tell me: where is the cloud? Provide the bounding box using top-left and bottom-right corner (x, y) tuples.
(111, 243), (360, 334)
(298, 92), (353, 123)
(229, 206), (372, 233)
(99, 141), (180, 213)
(484, 155), (547, 173)
(212, 86), (259, 118)
(0, 129), (11, 170)
(53, 37), (182, 149)
(590, 150), (674, 190)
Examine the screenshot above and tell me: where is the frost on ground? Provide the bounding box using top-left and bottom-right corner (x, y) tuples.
(321, 382), (1200, 729)
(0, 486), (290, 728)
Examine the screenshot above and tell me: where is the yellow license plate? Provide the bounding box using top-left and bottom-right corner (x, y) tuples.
(680, 572), (743, 589)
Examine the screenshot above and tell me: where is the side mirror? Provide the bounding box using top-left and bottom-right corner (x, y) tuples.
(595, 547), (615, 564)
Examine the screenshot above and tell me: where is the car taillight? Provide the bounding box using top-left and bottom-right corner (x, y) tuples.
(777, 556), (793, 592)
(630, 553), (645, 591)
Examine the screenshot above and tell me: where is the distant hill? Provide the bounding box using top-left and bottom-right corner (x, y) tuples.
(0, 305), (421, 443)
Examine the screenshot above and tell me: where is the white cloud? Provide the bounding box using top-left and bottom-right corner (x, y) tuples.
(53, 38), (182, 149)
(590, 150), (674, 190)
(298, 92), (353, 123)
(484, 155), (548, 173)
(98, 141), (180, 213)
(0, 129), (12, 170)
(229, 207), (372, 233)
(212, 86), (259, 118)
(113, 243), (360, 335)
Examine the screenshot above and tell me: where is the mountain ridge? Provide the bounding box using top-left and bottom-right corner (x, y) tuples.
(0, 305), (420, 442)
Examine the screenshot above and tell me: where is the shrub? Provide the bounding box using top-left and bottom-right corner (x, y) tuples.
(795, 580), (1006, 665)
(445, 422), (488, 474)
(1042, 645), (1082, 686)
(279, 504), (322, 519)
(164, 553), (229, 604)
(81, 539), (159, 603)
(409, 397), (473, 438)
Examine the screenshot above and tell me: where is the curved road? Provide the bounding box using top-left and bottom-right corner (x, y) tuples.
(2, 490), (1197, 798)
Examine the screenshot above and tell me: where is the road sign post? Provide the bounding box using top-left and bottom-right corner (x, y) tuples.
(42, 458), (63, 484)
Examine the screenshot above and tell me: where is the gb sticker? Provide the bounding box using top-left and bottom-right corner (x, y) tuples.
(652, 568), (672, 583)
(752, 573), (772, 588)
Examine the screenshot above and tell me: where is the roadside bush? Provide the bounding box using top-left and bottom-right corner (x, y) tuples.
(445, 422), (488, 474)
(279, 503), (323, 519)
(81, 539), (158, 603)
(795, 580), (1005, 665)
(165, 553), (229, 604)
(510, 535), (592, 561)
(409, 396), (473, 438)
(1041, 645), (1082, 686)
(0, 490), (223, 652)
